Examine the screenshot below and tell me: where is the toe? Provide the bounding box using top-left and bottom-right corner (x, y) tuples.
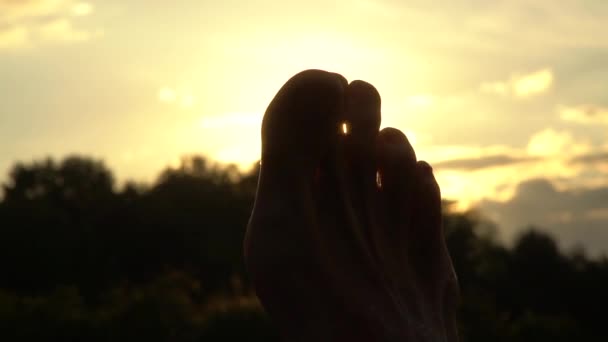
(375, 128), (427, 315)
(247, 69), (347, 265)
(341, 80), (381, 195)
(340, 81), (382, 241)
(377, 127), (418, 225)
(412, 161), (442, 238)
(411, 161), (444, 255)
(343, 80), (381, 159)
(411, 161), (448, 276)
(261, 69), (346, 176)
(375, 128), (418, 264)
(413, 161), (459, 338)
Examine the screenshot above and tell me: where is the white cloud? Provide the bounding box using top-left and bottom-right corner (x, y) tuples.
(559, 105), (608, 125)
(480, 68), (553, 98)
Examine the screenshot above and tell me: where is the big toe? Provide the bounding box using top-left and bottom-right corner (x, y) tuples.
(261, 69), (346, 176)
(246, 69), (347, 267)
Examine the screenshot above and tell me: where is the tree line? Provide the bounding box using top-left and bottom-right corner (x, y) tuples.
(0, 155), (606, 341)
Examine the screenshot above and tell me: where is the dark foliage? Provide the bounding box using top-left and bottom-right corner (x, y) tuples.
(0, 155), (606, 341)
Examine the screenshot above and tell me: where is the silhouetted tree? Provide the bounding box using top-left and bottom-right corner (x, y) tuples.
(0, 155), (607, 341)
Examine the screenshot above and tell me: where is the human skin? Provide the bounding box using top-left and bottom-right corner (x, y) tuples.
(244, 70), (459, 342)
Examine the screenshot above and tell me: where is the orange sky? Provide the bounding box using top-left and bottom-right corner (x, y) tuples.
(1, 0), (607, 254)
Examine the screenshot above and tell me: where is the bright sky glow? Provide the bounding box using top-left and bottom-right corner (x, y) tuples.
(1, 0), (608, 253)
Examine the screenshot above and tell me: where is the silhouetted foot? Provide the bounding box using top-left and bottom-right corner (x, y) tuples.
(244, 70), (459, 342)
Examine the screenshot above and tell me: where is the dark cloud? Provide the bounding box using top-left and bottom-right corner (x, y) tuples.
(582, 106), (605, 117)
(570, 152), (608, 165)
(433, 154), (538, 170)
(478, 179), (608, 257)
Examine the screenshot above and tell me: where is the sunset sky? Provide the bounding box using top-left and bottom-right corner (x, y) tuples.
(1, 0), (607, 254)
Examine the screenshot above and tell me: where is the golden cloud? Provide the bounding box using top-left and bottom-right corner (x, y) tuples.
(431, 127), (602, 211)
(526, 128), (590, 157)
(512, 69), (553, 97)
(559, 105), (608, 125)
(71, 2), (92, 16)
(0, 26), (28, 49)
(480, 68), (553, 98)
(0, 0), (69, 23)
(0, 0), (97, 50)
